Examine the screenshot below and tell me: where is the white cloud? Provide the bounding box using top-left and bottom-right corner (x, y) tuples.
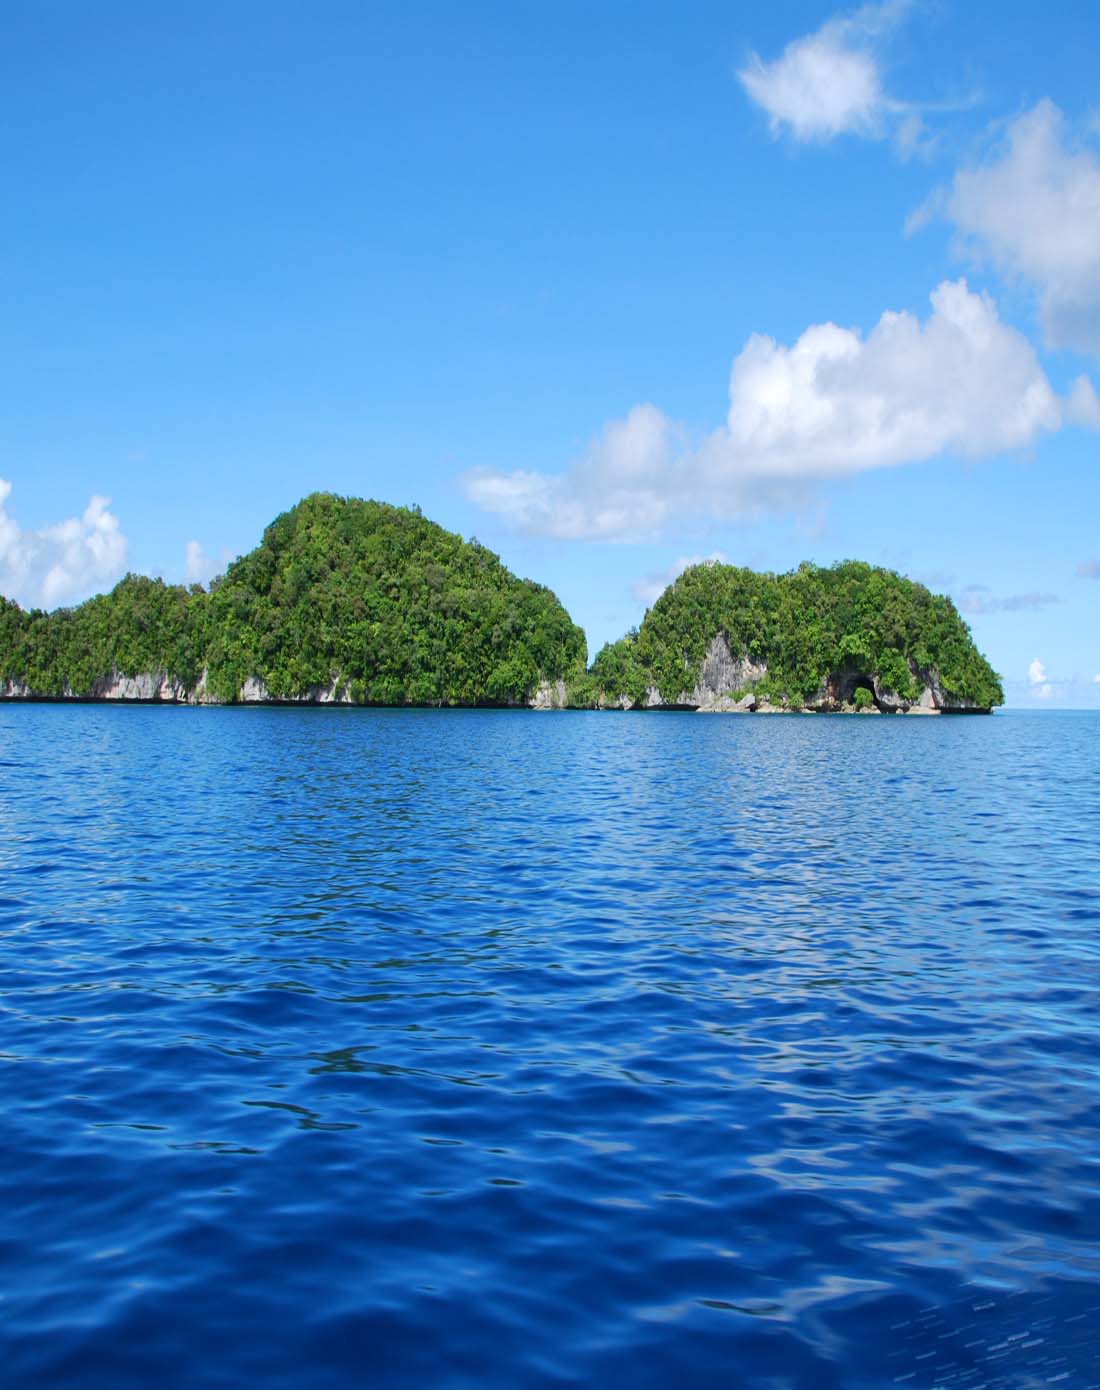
(465, 281), (1095, 540)
(1028, 658), (1048, 686)
(184, 539), (221, 587)
(737, 1), (940, 150)
(740, 19), (882, 143)
(933, 101), (1100, 352)
(0, 479), (128, 610)
(711, 279), (1071, 474)
(464, 403), (678, 541)
(631, 553), (728, 607)
(1007, 668), (1100, 707)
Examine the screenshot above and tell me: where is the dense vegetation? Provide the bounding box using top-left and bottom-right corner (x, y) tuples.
(581, 560), (1003, 709)
(0, 504), (1002, 711)
(0, 494), (587, 705)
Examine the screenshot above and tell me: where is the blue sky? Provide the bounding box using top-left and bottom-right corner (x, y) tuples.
(1, 0), (1098, 706)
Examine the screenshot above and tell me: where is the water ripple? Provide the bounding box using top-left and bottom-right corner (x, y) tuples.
(1, 706), (1098, 1387)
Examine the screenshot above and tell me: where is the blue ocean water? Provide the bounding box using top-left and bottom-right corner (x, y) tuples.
(1, 705), (1098, 1389)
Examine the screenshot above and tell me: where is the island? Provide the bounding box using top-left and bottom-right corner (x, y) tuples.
(576, 559), (1002, 714)
(0, 493), (1002, 713)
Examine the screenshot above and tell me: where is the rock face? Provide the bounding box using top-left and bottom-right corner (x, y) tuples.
(89, 670), (193, 702)
(696, 692), (757, 714)
(609, 636), (766, 712)
(528, 678), (568, 710)
(0, 668), (363, 706)
(686, 634), (766, 708)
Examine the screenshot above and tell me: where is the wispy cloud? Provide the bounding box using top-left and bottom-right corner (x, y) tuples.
(630, 553), (728, 608)
(916, 101), (1100, 353)
(957, 588), (1060, 615)
(737, 1), (965, 154)
(465, 404), (680, 541)
(464, 281), (1097, 541)
(1077, 559), (1100, 578)
(183, 539), (232, 588)
(0, 479), (128, 610)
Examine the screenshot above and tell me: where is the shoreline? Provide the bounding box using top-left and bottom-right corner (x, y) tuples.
(0, 692), (993, 715)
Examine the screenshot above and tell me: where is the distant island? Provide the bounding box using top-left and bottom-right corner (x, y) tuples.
(0, 492), (1002, 713)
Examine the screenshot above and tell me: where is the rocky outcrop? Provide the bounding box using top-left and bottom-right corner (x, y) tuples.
(528, 678), (568, 710)
(795, 659), (999, 714)
(611, 634), (767, 712)
(696, 692), (757, 714)
(89, 670), (193, 702)
(685, 634), (766, 707)
(594, 692), (636, 711)
(593, 633), (992, 714)
(0, 670), (198, 702)
(0, 643), (990, 715)
(0, 668), (362, 706)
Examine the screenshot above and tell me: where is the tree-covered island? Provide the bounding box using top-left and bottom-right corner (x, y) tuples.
(0, 493), (1002, 713)
(580, 559), (1003, 713)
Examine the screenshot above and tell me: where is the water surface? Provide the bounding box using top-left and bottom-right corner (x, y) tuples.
(1, 707), (1098, 1387)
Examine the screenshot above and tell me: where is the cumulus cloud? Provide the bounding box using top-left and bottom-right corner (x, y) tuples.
(0, 479), (128, 609)
(1094, 673), (1100, 685)
(465, 281), (1096, 540)
(630, 553), (728, 608)
(1028, 658), (1053, 700)
(930, 101), (1100, 352)
(957, 588), (1060, 615)
(708, 279), (1078, 473)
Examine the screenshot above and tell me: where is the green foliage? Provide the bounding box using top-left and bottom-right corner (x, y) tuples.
(853, 686), (874, 710)
(586, 560), (1003, 710)
(0, 509), (1002, 712)
(0, 494), (587, 706)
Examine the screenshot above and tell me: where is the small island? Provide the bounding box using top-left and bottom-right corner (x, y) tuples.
(577, 558), (1003, 714)
(0, 493), (1002, 714)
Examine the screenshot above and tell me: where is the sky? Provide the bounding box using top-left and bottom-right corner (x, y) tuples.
(1, 0), (1098, 707)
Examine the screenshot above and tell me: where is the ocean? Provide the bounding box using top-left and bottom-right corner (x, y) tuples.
(1, 705), (1098, 1388)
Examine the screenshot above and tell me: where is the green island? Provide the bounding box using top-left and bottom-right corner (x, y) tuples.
(0, 492), (1002, 714)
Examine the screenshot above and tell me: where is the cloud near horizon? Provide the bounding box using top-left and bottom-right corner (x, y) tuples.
(957, 587), (1060, 615)
(184, 539), (226, 588)
(0, 479), (128, 609)
(1028, 657), (1053, 700)
(463, 280), (1099, 541)
(917, 101), (1100, 353)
